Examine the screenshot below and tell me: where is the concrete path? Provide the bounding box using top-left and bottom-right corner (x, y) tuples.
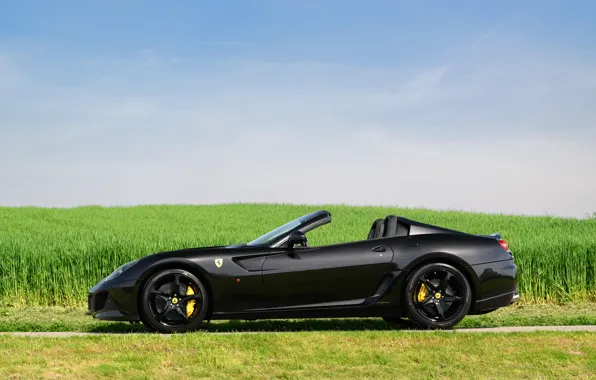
(453, 325), (596, 333)
(2, 326), (596, 337)
(2, 332), (97, 337)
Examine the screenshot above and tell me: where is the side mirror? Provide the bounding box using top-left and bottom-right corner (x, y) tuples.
(287, 230), (307, 248)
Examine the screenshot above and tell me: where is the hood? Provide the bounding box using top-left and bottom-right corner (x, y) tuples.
(143, 243), (253, 260)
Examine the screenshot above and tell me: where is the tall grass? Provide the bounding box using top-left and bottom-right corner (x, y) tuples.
(0, 204), (595, 307)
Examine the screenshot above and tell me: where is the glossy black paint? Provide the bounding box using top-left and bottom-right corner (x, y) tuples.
(88, 211), (518, 323)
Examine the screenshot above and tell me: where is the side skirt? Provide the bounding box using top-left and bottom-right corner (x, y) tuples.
(210, 304), (399, 320)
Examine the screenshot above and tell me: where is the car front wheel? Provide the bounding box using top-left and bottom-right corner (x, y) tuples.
(139, 269), (209, 333)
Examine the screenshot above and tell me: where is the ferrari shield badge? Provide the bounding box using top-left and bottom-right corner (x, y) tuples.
(215, 258), (223, 268)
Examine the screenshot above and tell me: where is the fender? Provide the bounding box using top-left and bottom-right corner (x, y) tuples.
(378, 251), (480, 307)
(133, 257), (215, 293)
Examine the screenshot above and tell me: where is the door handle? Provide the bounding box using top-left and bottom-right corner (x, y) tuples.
(372, 246), (386, 252)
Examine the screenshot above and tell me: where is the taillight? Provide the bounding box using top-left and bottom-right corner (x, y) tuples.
(498, 239), (510, 251)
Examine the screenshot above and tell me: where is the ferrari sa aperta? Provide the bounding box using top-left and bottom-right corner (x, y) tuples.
(88, 210), (519, 332)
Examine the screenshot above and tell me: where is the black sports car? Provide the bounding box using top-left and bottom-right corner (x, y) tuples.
(88, 210), (519, 333)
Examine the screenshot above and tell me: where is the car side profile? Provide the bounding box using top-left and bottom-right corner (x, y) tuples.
(88, 210), (519, 333)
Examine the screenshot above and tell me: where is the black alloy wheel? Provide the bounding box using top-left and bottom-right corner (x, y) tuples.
(404, 263), (471, 329)
(140, 269), (209, 333)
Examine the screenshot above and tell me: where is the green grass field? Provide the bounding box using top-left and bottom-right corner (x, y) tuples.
(1, 204), (595, 307)
(2, 331), (596, 379)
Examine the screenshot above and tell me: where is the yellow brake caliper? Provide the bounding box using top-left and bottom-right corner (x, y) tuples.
(186, 285), (197, 317)
(417, 282), (428, 303)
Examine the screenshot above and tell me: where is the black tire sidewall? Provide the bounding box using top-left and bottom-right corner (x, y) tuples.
(404, 263), (471, 329)
(140, 269), (209, 333)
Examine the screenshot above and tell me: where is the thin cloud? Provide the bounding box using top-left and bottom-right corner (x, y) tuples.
(0, 44), (595, 217)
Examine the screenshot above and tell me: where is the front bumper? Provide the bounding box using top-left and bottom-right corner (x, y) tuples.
(87, 279), (140, 321)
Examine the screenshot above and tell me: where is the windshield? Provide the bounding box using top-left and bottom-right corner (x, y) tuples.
(247, 219), (303, 247)
(246, 210), (331, 247)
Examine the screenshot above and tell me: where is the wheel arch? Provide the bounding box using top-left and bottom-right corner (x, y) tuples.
(135, 259), (215, 321)
(401, 252), (479, 310)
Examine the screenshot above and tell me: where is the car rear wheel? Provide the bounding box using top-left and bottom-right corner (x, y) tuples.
(404, 263), (471, 329)
(139, 269), (209, 333)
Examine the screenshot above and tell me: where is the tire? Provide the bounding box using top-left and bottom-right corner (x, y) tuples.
(139, 268), (209, 333)
(404, 263), (472, 329)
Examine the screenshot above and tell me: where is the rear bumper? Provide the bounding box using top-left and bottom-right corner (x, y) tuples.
(472, 289), (519, 312)
(511, 292), (520, 303)
(88, 279), (140, 321)
(470, 258), (519, 313)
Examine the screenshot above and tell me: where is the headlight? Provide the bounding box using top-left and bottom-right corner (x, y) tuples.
(101, 259), (139, 283)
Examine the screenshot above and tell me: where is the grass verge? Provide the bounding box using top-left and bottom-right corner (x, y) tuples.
(2, 303), (596, 333)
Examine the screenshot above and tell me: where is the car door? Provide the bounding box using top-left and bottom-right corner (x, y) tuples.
(261, 239), (394, 309)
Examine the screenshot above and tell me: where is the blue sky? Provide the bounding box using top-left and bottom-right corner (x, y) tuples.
(1, 1), (595, 217)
